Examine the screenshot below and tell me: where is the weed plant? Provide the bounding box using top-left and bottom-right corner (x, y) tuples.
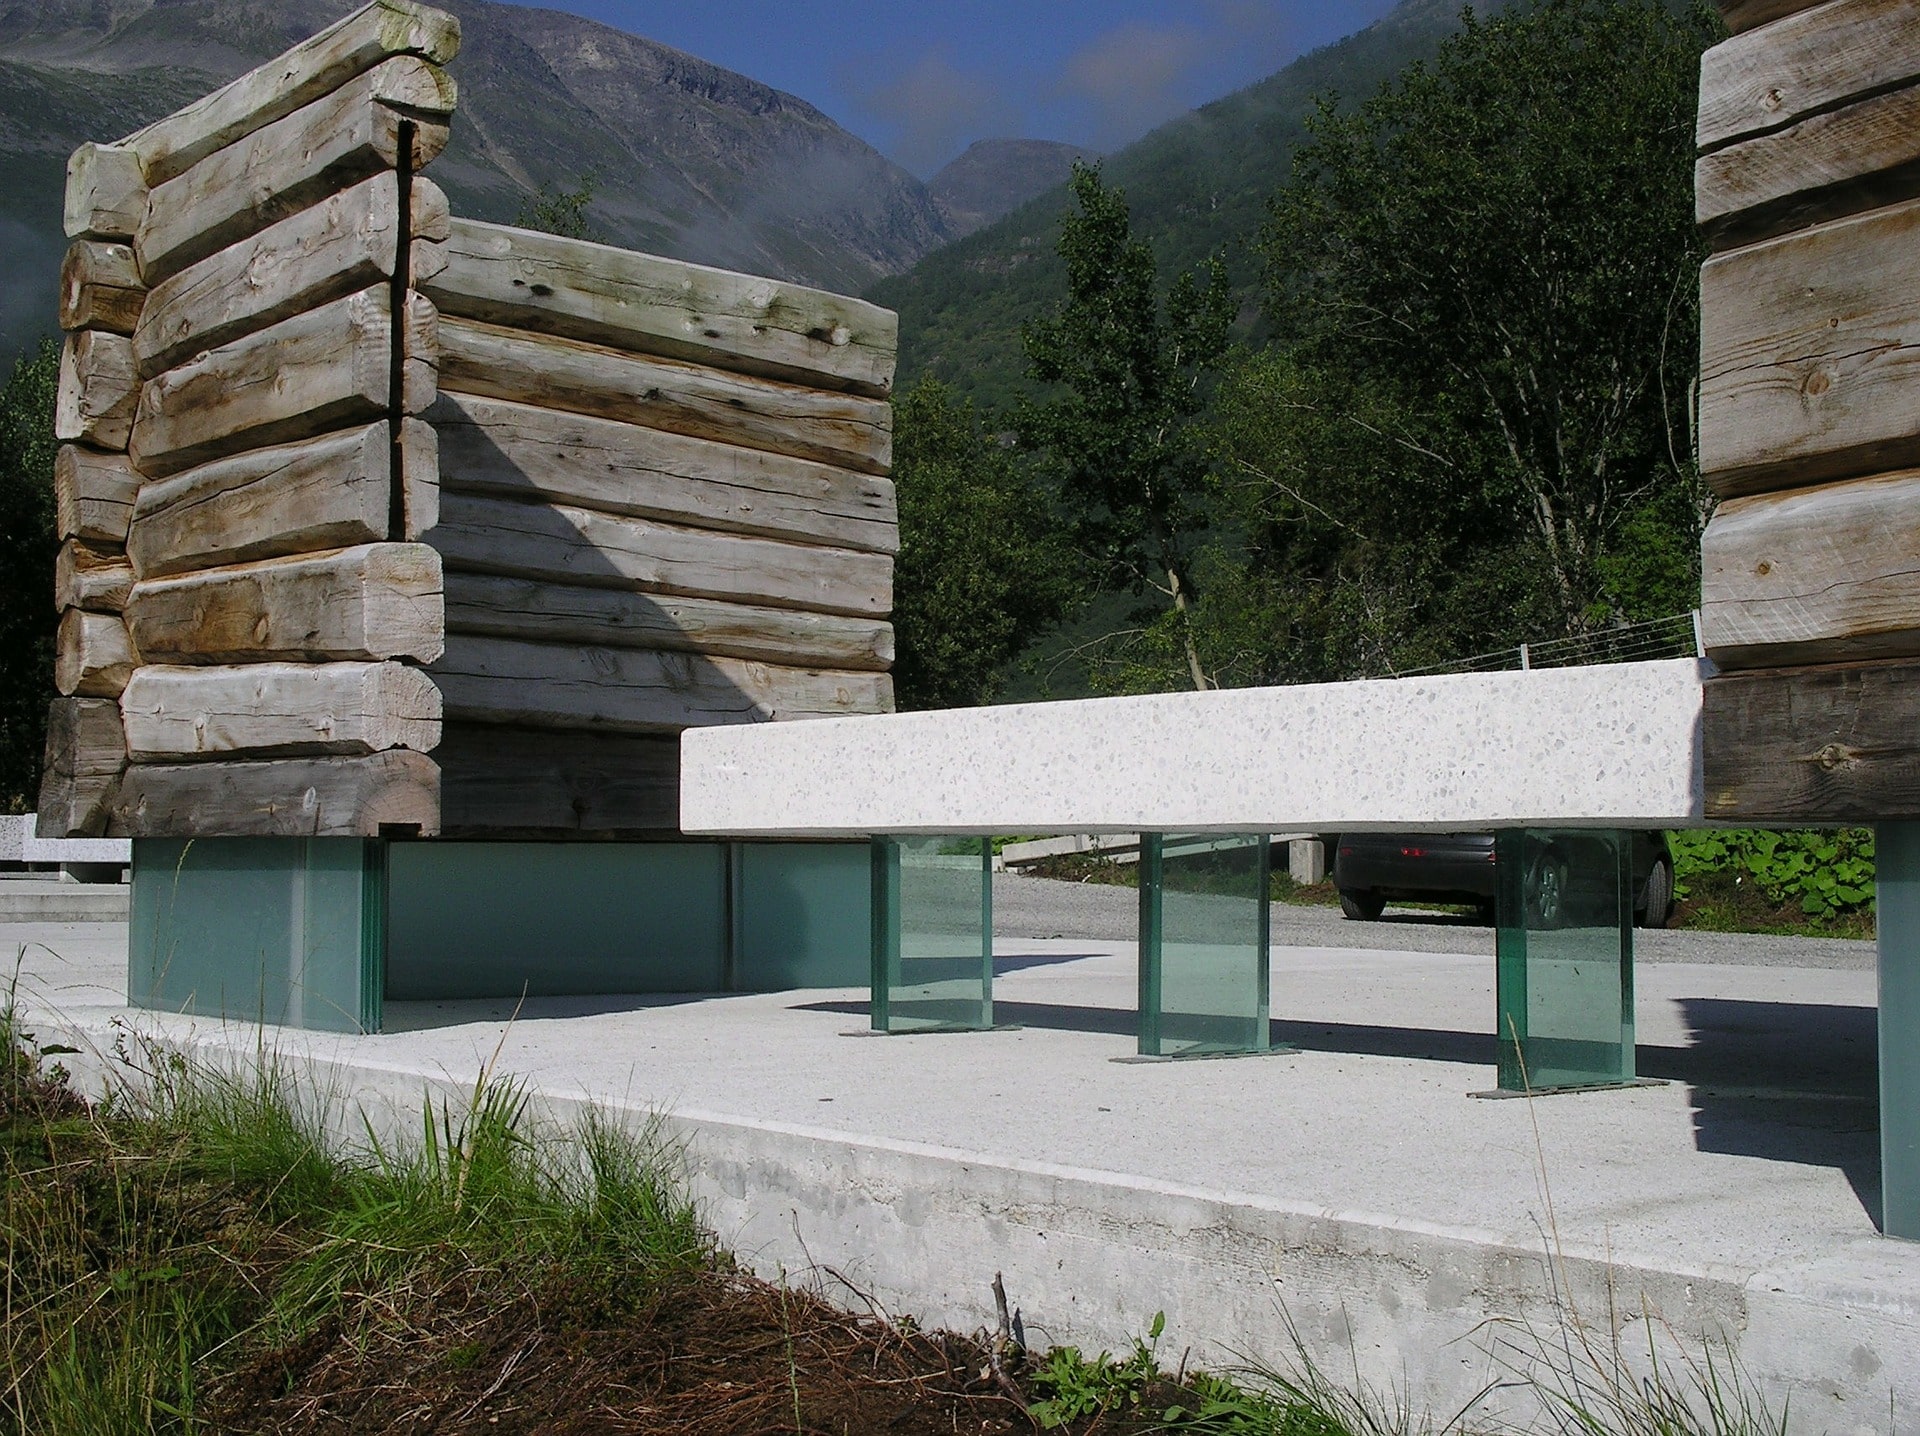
(0, 1003), (707, 1434)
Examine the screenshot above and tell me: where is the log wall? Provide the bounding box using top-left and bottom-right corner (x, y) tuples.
(1697, 0), (1920, 819)
(36, 0), (900, 841)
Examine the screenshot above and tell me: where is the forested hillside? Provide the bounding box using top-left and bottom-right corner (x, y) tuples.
(886, 0), (1718, 707)
(866, 0), (1496, 411)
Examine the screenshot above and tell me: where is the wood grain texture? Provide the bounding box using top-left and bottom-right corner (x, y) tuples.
(436, 723), (678, 836)
(425, 219), (897, 396)
(122, 0), (462, 187)
(63, 144), (146, 241)
(1697, 81), (1920, 248)
(429, 633), (893, 732)
(1698, 0), (1919, 152)
(56, 539), (134, 614)
(1703, 470), (1920, 667)
(109, 749), (440, 838)
(437, 318), (891, 477)
(56, 610), (137, 697)
(445, 571), (894, 671)
(59, 241), (145, 334)
(432, 391), (897, 553)
(36, 697), (128, 839)
(130, 286), (437, 478)
(1703, 661), (1920, 820)
(427, 491), (891, 617)
(1715, 0), (1830, 34)
(55, 446), (139, 544)
(124, 542), (444, 665)
(129, 420), (437, 578)
(136, 57), (454, 284)
(136, 173), (448, 379)
(1699, 197), (1920, 496)
(55, 331), (137, 451)
(120, 661), (441, 760)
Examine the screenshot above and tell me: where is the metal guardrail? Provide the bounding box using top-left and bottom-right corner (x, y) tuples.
(1389, 611), (1702, 680)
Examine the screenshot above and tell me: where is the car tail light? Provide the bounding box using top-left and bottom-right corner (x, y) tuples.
(1400, 847), (1425, 857)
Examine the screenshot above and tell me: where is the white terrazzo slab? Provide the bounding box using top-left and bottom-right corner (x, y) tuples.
(680, 657), (1708, 836)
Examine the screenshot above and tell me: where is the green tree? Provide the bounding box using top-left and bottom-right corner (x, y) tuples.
(0, 340), (60, 810)
(890, 379), (1077, 709)
(1019, 162), (1234, 690)
(1254, 0), (1716, 653)
(515, 172), (602, 242)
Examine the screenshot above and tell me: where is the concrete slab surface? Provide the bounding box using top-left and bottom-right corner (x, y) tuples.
(5, 890), (1914, 1432)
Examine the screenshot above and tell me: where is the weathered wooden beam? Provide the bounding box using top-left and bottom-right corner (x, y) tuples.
(55, 539), (135, 614)
(1703, 470), (1920, 668)
(136, 173), (448, 379)
(1698, 0), (1918, 153)
(428, 634), (893, 733)
(437, 318), (891, 477)
(1704, 661), (1920, 821)
(121, 0), (462, 187)
(436, 723), (678, 836)
(445, 571), (894, 672)
(55, 331), (138, 451)
(109, 749), (440, 838)
(1697, 82), (1920, 250)
(130, 286), (437, 478)
(64, 144), (146, 241)
(59, 241), (145, 335)
(36, 697), (128, 839)
(55, 610), (137, 698)
(433, 392), (897, 554)
(129, 419), (437, 579)
(427, 491), (891, 617)
(55, 446), (140, 545)
(136, 57), (455, 284)
(1698, 197), (1920, 497)
(124, 542), (444, 665)
(1714, 0), (1829, 35)
(120, 661), (441, 760)
(425, 219), (898, 397)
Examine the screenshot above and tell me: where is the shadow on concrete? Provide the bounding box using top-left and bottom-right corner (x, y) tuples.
(1674, 997), (1880, 1226)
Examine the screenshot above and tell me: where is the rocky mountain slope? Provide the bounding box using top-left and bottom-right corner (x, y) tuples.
(0, 0), (960, 356)
(927, 139), (1092, 238)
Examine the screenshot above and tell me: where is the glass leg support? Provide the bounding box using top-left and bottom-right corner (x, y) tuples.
(1878, 823), (1920, 1240)
(1133, 833), (1274, 1059)
(868, 837), (993, 1033)
(1492, 828), (1641, 1094)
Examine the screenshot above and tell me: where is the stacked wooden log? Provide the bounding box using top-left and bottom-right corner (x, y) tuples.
(35, 0), (900, 842)
(1696, 0), (1920, 818)
(418, 221), (898, 833)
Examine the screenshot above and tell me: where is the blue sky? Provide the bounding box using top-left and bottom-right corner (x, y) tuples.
(511, 1), (1400, 177)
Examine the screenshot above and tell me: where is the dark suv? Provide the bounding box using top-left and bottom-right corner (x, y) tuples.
(1331, 831), (1674, 928)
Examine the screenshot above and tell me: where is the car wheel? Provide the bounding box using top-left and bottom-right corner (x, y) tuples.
(1638, 858), (1673, 929)
(1525, 849), (1569, 929)
(1338, 889), (1386, 921)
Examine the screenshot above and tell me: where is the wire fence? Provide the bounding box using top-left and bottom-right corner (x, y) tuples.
(1389, 611), (1702, 679)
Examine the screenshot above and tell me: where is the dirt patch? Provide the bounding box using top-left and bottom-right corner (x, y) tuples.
(210, 1271), (1053, 1435)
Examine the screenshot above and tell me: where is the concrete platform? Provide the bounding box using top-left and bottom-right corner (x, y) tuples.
(0, 880), (131, 923)
(5, 904), (1915, 1432)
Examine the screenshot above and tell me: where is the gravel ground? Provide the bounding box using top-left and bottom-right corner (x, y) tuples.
(992, 872), (1874, 970)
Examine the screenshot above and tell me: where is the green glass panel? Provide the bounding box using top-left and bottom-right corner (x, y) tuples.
(870, 836), (991, 1032)
(384, 842), (725, 999)
(1138, 833), (1271, 1057)
(731, 842), (871, 991)
(1877, 822), (1920, 1240)
(1495, 828), (1634, 1091)
(129, 837), (383, 1034)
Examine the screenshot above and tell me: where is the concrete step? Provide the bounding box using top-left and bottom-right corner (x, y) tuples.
(0, 881), (129, 923)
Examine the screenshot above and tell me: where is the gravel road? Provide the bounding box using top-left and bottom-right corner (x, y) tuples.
(992, 873), (1873, 970)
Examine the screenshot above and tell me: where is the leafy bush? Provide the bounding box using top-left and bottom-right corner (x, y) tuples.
(1669, 829), (1875, 923)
